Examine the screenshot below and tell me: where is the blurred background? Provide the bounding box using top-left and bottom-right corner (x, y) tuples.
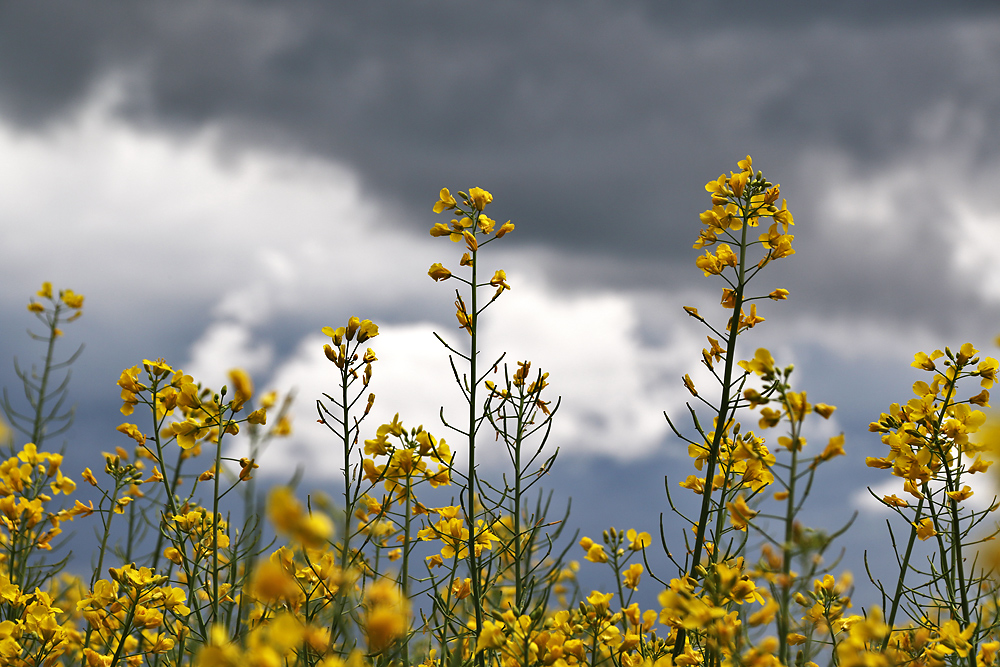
(2, 1), (999, 607)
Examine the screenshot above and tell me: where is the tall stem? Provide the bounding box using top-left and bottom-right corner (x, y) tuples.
(673, 204), (750, 658)
(467, 242), (484, 667)
(31, 304), (62, 447)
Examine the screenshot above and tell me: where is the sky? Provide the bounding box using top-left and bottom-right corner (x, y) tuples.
(2, 1), (1000, 607)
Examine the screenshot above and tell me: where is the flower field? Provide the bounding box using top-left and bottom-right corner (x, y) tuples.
(2, 157), (1000, 667)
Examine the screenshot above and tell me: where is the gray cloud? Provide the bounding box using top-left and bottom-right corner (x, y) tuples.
(3, 3), (999, 260)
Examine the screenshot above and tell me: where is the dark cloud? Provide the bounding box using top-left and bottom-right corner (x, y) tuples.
(3, 3), (999, 257)
(2, 1), (999, 342)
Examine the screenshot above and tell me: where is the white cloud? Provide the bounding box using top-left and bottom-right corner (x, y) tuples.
(0, 76), (428, 322)
(232, 279), (713, 477)
(854, 473), (998, 515)
(186, 321), (274, 390)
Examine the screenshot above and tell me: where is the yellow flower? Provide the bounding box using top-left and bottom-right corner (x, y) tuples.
(227, 368), (253, 411)
(430, 221), (452, 237)
(238, 457), (258, 481)
(476, 619), (507, 654)
(739, 348), (775, 376)
(626, 529), (651, 550)
(432, 187), (457, 213)
(496, 220), (515, 237)
(882, 494), (908, 508)
(60, 289), (85, 309)
(37, 282), (53, 299)
(365, 580), (409, 653)
(738, 304), (765, 330)
(428, 263), (452, 281)
(27, 302), (44, 313)
(979, 357), (999, 388)
(772, 199), (794, 229)
(819, 434), (846, 461)
(587, 590), (615, 616)
(914, 518), (937, 541)
(814, 403), (836, 418)
(274, 415), (293, 436)
(705, 173), (733, 203)
(947, 485), (974, 502)
(477, 214), (496, 234)
(623, 563), (643, 590)
(912, 350), (944, 371)
(116, 423), (146, 446)
(727, 494), (757, 531)
(585, 543), (608, 563)
(468, 187), (493, 210)
(679, 475), (706, 494)
(489, 270), (510, 293)
(357, 319), (379, 342)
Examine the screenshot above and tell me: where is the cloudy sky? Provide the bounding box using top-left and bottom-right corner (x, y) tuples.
(2, 2), (1000, 602)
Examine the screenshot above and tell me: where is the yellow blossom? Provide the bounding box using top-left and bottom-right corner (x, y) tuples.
(468, 187), (493, 210)
(428, 263), (452, 281)
(914, 518), (937, 541)
(727, 494), (757, 531)
(433, 188), (457, 213)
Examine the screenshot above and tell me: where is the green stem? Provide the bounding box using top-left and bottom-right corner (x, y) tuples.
(778, 414), (800, 667)
(341, 358), (353, 572)
(467, 239), (484, 667)
(880, 498), (924, 653)
(673, 199), (750, 659)
(31, 303), (62, 447)
(210, 400), (227, 624)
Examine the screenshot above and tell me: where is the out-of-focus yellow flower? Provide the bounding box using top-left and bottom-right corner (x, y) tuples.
(819, 434), (846, 461)
(365, 580), (409, 653)
(267, 486), (332, 548)
(37, 282), (53, 299)
(274, 415), (293, 436)
(251, 560), (299, 603)
(228, 368), (253, 411)
(739, 348), (775, 377)
(60, 289), (84, 309)
(814, 403), (836, 418)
